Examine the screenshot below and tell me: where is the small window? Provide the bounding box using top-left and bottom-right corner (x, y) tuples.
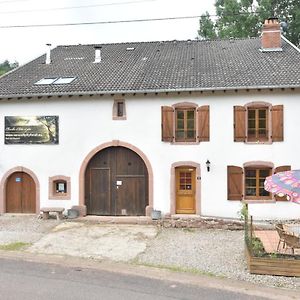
(244, 167), (271, 200)
(35, 77), (57, 85)
(49, 176), (71, 200)
(113, 99), (126, 120)
(175, 108), (196, 142)
(53, 77), (76, 84)
(55, 181), (67, 193)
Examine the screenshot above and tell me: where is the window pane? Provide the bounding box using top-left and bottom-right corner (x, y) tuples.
(246, 188), (256, 196)
(245, 178), (256, 187)
(177, 120), (184, 129)
(248, 120), (255, 129)
(187, 130), (195, 139)
(245, 170), (256, 177)
(259, 169), (270, 177)
(176, 131), (184, 139)
(187, 110), (195, 119)
(259, 120), (266, 129)
(259, 109), (266, 118)
(187, 119), (194, 129)
(258, 129), (267, 136)
(248, 110), (255, 118)
(176, 111), (184, 119)
(259, 188), (269, 196)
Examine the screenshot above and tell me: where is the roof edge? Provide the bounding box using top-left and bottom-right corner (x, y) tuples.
(1, 85), (300, 100)
(281, 35), (300, 53)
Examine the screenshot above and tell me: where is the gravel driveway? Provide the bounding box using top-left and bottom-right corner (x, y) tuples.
(136, 228), (300, 290)
(1, 215), (300, 291)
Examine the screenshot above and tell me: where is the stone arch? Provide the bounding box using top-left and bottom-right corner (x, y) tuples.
(0, 166), (40, 214)
(79, 140), (153, 216)
(170, 161), (201, 215)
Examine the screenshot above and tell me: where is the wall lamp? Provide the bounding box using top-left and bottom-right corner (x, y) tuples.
(206, 160), (211, 172)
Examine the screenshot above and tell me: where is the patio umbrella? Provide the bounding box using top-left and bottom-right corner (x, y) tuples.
(264, 170), (300, 204)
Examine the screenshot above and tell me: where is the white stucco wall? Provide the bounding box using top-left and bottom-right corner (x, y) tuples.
(1, 88), (300, 220)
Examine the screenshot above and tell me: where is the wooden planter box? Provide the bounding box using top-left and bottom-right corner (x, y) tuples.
(245, 244), (300, 277)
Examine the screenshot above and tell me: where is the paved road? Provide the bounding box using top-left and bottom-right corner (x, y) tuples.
(0, 258), (266, 300)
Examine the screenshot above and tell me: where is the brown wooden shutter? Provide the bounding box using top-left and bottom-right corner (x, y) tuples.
(227, 166), (243, 200)
(197, 105), (210, 142)
(274, 165), (291, 201)
(234, 106), (246, 142)
(161, 106), (174, 142)
(271, 105), (283, 142)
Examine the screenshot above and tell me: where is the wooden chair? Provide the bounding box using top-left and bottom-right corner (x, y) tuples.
(275, 224), (286, 252)
(283, 233), (300, 254)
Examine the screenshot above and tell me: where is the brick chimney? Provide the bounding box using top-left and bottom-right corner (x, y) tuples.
(261, 18), (282, 51)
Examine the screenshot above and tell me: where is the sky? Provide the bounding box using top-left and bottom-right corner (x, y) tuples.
(0, 0), (215, 65)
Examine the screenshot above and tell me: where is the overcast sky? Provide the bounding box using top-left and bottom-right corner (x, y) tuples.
(0, 0), (215, 65)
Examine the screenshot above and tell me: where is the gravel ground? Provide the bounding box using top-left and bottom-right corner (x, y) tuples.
(0, 215), (59, 244)
(137, 228), (300, 290)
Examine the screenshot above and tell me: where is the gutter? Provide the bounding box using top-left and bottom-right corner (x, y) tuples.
(0, 84), (300, 100)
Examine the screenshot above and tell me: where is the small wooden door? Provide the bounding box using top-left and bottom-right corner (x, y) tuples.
(85, 147), (148, 216)
(6, 172), (36, 213)
(175, 167), (196, 214)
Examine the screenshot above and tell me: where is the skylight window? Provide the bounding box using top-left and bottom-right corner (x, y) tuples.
(126, 47), (135, 51)
(34, 77), (76, 85)
(53, 77), (76, 84)
(35, 77), (57, 85)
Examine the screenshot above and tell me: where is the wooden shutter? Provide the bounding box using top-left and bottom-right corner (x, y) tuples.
(161, 106), (174, 142)
(274, 165), (291, 201)
(234, 106), (246, 142)
(271, 105), (283, 142)
(227, 166), (243, 200)
(197, 105), (210, 142)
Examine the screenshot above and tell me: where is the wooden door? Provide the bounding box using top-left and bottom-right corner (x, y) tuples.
(6, 172), (36, 213)
(175, 167), (196, 214)
(85, 147), (148, 216)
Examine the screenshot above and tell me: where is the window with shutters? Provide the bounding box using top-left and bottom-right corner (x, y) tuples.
(234, 103), (283, 143)
(161, 103), (209, 143)
(247, 107), (268, 141)
(244, 167), (271, 200)
(227, 164), (291, 201)
(175, 108), (196, 142)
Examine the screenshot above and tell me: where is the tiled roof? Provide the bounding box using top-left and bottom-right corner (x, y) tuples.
(0, 37), (299, 98)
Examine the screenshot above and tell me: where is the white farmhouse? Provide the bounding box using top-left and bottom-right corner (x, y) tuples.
(0, 18), (299, 220)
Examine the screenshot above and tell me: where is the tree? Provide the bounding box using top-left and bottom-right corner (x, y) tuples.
(198, 12), (217, 40)
(0, 60), (19, 76)
(197, 0), (300, 46)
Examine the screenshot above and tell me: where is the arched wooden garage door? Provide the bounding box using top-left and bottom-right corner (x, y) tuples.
(85, 146), (148, 216)
(6, 172), (36, 213)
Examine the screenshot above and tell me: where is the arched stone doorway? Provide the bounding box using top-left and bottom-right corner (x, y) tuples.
(0, 167), (40, 214)
(80, 141), (153, 216)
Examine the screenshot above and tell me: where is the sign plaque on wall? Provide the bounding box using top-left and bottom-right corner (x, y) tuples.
(4, 116), (59, 144)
